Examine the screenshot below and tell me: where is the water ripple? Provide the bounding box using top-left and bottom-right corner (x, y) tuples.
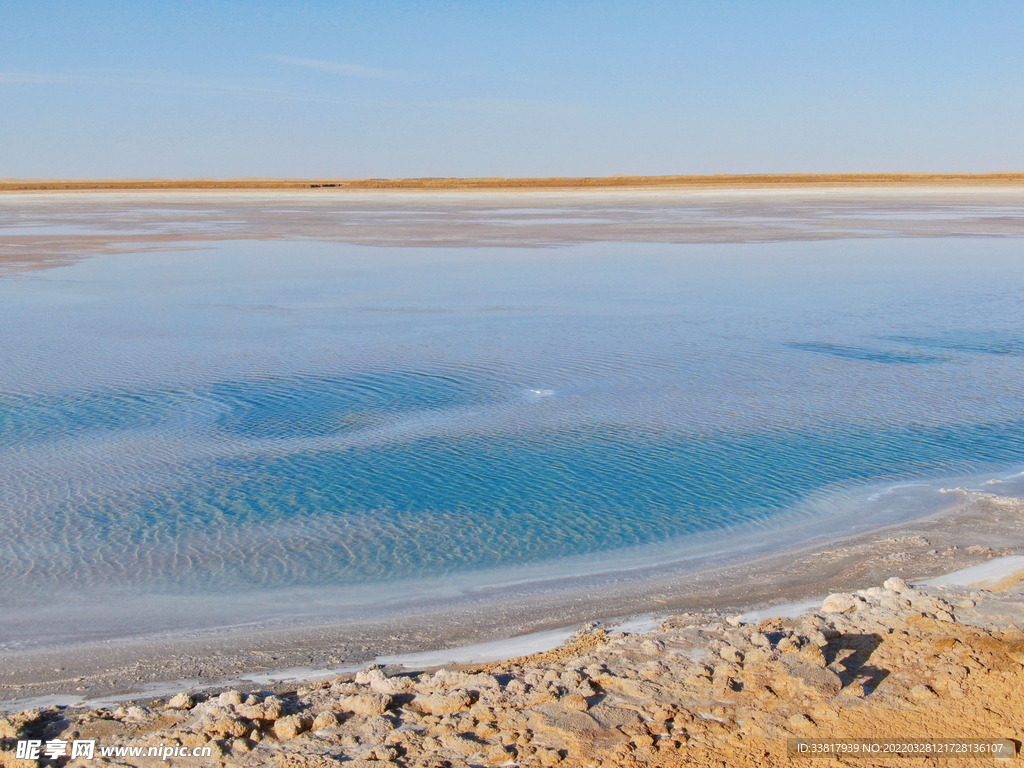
(1, 237), (1023, 629)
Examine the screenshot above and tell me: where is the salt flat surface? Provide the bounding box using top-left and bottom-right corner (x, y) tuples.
(739, 599), (824, 623)
(1, 194), (1023, 648)
(924, 555), (1024, 589)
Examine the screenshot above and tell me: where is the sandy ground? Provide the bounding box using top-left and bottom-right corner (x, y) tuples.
(2, 185), (1024, 274)
(1, 556), (1022, 767)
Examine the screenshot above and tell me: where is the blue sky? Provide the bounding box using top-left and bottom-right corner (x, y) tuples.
(1, 1), (1022, 178)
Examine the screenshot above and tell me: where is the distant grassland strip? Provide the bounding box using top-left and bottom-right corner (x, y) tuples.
(3, 172), (1024, 192)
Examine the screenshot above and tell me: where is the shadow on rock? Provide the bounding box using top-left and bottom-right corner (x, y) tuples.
(828, 633), (888, 693)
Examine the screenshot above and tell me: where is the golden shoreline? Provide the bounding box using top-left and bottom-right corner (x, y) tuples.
(4, 172), (1024, 192)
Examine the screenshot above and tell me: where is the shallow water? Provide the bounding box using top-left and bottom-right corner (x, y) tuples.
(1, 237), (1023, 642)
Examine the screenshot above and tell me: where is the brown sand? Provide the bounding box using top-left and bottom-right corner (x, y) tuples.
(1, 556), (1022, 767)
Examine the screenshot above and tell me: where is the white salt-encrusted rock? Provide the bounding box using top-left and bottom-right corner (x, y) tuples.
(335, 693), (393, 716)
(906, 593), (955, 618)
(355, 666), (386, 686)
(781, 661), (843, 698)
(211, 717), (249, 738)
(749, 631), (770, 648)
(166, 693), (194, 710)
(804, 629), (829, 648)
(883, 577), (910, 593)
(777, 636), (802, 653)
(561, 692), (590, 711)
(237, 695), (283, 721)
(124, 706), (150, 722)
(312, 711), (339, 730)
(352, 666), (416, 694)
(719, 646), (743, 663)
(910, 684), (938, 701)
(420, 670), (499, 693)
(273, 714), (312, 740)
(411, 690), (473, 715)
(218, 690), (244, 706)
(822, 593), (864, 614)
(799, 644), (827, 667)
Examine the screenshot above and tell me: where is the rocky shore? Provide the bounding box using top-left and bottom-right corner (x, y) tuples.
(2, 567), (1022, 768)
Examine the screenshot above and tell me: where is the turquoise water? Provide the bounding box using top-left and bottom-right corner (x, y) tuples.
(1, 238), (1023, 639)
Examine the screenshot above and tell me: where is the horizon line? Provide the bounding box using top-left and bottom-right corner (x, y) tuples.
(4, 172), (1024, 192)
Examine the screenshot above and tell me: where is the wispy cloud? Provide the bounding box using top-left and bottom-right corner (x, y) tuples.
(269, 55), (406, 80)
(0, 71), (80, 85)
(0, 68), (356, 104)
(0, 69), (250, 91)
